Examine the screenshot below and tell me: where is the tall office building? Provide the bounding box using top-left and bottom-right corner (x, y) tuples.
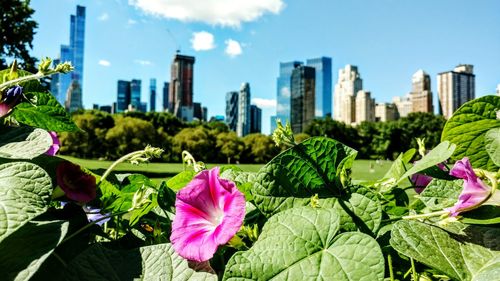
(375, 103), (398, 122)
(163, 82), (169, 111)
(169, 54), (195, 121)
(393, 95), (412, 118)
(116, 80), (131, 112)
(65, 80), (82, 112)
(250, 105), (262, 133)
(437, 64), (475, 119)
(355, 90), (375, 125)
(276, 61), (303, 124)
(306, 57), (332, 117)
(130, 79), (142, 110)
(53, 6), (85, 108)
(410, 70), (433, 113)
(237, 83), (251, 137)
(334, 65), (363, 124)
(226, 91), (239, 132)
(150, 79), (156, 112)
(291, 66), (315, 133)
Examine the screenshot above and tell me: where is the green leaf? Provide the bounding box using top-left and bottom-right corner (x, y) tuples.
(0, 162), (52, 242)
(485, 128), (500, 167)
(0, 127), (52, 159)
(441, 95), (500, 171)
(462, 205), (500, 225)
(12, 91), (79, 132)
(0, 220), (69, 281)
(158, 181), (176, 212)
(223, 207), (385, 281)
(419, 179), (462, 211)
(0, 69), (45, 93)
(252, 137), (381, 232)
(62, 243), (217, 281)
(221, 169), (256, 201)
(167, 170), (196, 191)
(390, 220), (500, 281)
(398, 141), (456, 184)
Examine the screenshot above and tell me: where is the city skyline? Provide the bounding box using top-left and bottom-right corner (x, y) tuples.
(30, 0), (500, 134)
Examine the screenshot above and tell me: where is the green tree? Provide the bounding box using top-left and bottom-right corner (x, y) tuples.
(1, 0), (38, 71)
(242, 133), (280, 163)
(216, 131), (244, 163)
(105, 116), (157, 159)
(172, 126), (216, 162)
(304, 117), (360, 151)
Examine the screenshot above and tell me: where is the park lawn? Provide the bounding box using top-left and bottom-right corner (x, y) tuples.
(62, 156), (392, 183)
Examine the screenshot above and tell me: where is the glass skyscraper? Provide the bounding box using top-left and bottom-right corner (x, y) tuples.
(150, 79), (156, 112)
(306, 57), (332, 117)
(117, 80), (131, 112)
(53, 5), (85, 109)
(130, 79), (142, 110)
(276, 61), (302, 124)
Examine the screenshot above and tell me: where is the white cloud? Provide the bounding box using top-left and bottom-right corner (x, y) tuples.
(98, 59), (111, 67)
(128, 0), (284, 27)
(224, 39), (242, 57)
(98, 12), (109, 21)
(128, 19), (137, 25)
(252, 98), (276, 109)
(191, 31), (216, 51)
(134, 59), (152, 65)
(280, 87), (290, 98)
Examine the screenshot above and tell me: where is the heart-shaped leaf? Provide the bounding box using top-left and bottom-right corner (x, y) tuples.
(0, 127), (52, 159)
(223, 207), (385, 281)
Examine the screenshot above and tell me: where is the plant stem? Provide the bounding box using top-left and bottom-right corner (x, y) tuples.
(410, 258), (418, 281)
(59, 211), (129, 245)
(52, 252), (67, 267)
(402, 210), (448, 220)
(388, 254), (395, 281)
(0, 70), (57, 90)
(99, 151), (142, 183)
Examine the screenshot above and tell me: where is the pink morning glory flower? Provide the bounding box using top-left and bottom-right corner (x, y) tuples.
(171, 167), (246, 262)
(446, 157), (491, 217)
(411, 163), (447, 194)
(56, 161), (96, 203)
(45, 131), (60, 156)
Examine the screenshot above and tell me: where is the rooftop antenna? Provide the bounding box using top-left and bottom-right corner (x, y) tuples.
(166, 28), (181, 54)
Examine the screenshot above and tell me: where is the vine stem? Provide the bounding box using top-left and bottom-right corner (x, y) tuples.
(388, 254), (395, 281)
(59, 210), (129, 245)
(410, 258), (418, 281)
(0, 70), (57, 91)
(99, 151), (143, 183)
(402, 210), (448, 220)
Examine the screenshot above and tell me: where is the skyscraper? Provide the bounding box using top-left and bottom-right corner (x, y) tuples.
(226, 91), (239, 132)
(169, 54), (195, 121)
(291, 66), (315, 133)
(237, 83), (251, 137)
(306, 57), (332, 118)
(250, 105), (262, 133)
(53, 5), (85, 108)
(437, 64), (475, 119)
(117, 80), (131, 112)
(276, 61), (303, 124)
(355, 90), (375, 125)
(410, 70), (433, 113)
(150, 79), (156, 112)
(375, 103), (398, 122)
(130, 79), (142, 110)
(65, 80), (82, 112)
(393, 95), (412, 118)
(334, 65), (363, 124)
(163, 82), (169, 111)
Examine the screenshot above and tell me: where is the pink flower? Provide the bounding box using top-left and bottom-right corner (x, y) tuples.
(411, 163), (447, 194)
(56, 161), (96, 203)
(171, 167), (246, 262)
(45, 131), (60, 156)
(446, 157), (491, 217)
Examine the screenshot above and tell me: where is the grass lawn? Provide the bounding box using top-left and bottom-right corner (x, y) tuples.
(62, 156), (392, 183)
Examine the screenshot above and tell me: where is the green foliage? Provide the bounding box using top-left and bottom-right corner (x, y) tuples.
(223, 207), (385, 281)
(241, 133), (279, 163)
(419, 179), (462, 211)
(0, 0), (38, 71)
(62, 243), (217, 281)
(166, 170), (196, 191)
(105, 116), (157, 159)
(172, 126), (216, 162)
(485, 128), (500, 166)
(0, 126), (52, 159)
(442, 95), (500, 171)
(390, 220), (500, 281)
(216, 131), (244, 163)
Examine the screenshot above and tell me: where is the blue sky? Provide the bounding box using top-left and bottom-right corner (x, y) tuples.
(31, 0), (500, 134)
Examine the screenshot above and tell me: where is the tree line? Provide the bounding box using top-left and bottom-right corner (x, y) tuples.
(59, 110), (445, 163)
